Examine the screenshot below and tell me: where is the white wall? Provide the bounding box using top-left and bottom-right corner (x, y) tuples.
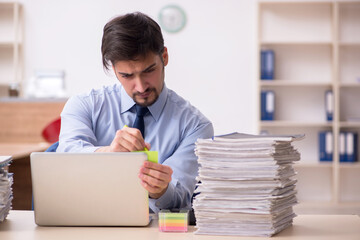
(5, 0), (258, 135)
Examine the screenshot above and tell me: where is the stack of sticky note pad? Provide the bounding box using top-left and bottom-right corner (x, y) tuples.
(158, 210), (188, 232)
(0, 156), (13, 222)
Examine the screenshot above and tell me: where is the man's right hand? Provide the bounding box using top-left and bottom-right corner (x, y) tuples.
(95, 127), (150, 152)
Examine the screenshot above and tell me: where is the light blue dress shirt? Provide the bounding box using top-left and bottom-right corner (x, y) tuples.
(57, 83), (214, 212)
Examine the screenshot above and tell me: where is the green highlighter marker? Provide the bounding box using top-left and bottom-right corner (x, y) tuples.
(123, 125), (158, 163)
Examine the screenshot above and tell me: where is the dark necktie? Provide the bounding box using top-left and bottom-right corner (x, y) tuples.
(133, 105), (149, 137)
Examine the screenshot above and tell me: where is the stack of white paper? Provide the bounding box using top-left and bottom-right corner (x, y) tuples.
(193, 133), (304, 237)
(0, 156), (13, 222)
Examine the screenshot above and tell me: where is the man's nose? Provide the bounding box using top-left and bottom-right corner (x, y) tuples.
(134, 77), (147, 93)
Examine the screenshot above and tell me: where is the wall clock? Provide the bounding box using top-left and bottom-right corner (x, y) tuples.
(158, 5), (187, 33)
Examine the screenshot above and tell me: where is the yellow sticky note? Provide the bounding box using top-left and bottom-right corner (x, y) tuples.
(137, 150), (158, 163)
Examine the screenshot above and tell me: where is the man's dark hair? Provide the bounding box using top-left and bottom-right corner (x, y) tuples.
(101, 12), (164, 71)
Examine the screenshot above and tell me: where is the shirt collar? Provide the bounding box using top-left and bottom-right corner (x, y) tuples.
(120, 84), (168, 122)
(120, 85), (135, 114)
(148, 85), (168, 122)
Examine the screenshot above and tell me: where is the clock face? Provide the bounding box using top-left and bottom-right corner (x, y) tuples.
(158, 5), (186, 33)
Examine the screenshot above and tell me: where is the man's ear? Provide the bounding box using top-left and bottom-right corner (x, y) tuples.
(162, 47), (169, 66)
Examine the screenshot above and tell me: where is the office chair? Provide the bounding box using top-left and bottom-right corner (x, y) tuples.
(42, 117), (61, 143)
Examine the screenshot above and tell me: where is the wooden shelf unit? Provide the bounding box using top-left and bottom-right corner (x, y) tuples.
(0, 2), (23, 96)
(257, 1), (360, 215)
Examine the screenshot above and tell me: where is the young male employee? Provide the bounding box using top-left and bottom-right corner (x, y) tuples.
(57, 12), (214, 213)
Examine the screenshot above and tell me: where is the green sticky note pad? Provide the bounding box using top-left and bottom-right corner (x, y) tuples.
(137, 151), (158, 163)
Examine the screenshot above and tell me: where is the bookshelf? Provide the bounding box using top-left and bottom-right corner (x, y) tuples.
(0, 2), (23, 97)
(258, 1), (360, 214)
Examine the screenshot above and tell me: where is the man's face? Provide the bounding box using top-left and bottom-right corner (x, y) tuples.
(113, 48), (168, 107)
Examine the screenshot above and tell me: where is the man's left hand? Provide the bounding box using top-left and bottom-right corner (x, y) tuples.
(138, 161), (173, 199)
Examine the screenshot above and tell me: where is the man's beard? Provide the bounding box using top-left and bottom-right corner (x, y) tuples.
(132, 87), (159, 107)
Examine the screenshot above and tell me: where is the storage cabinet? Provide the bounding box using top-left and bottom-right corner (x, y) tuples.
(258, 1), (360, 214)
(0, 2), (23, 96)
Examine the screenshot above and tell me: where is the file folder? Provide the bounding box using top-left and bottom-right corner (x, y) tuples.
(261, 91), (275, 121)
(261, 50), (275, 80)
(319, 131), (333, 162)
(325, 90), (333, 121)
(345, 132), (358, 162)
(339, 132), (346, 162)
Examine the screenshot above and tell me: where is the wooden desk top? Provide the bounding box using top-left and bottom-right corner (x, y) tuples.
(0, 143), (50, 159)
(0, 211), (359, 240)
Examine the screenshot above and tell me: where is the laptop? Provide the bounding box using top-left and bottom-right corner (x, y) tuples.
(30, 152), (150, 226)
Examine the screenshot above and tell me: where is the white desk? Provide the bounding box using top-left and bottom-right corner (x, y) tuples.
(0, 143), (50, 210)
(0, 143), (49, 159)
(0, 211), (359, 240)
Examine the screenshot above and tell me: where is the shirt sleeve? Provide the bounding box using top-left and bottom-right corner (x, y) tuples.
(57, 95), (100, 153)
(149, 120), (214, 212)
